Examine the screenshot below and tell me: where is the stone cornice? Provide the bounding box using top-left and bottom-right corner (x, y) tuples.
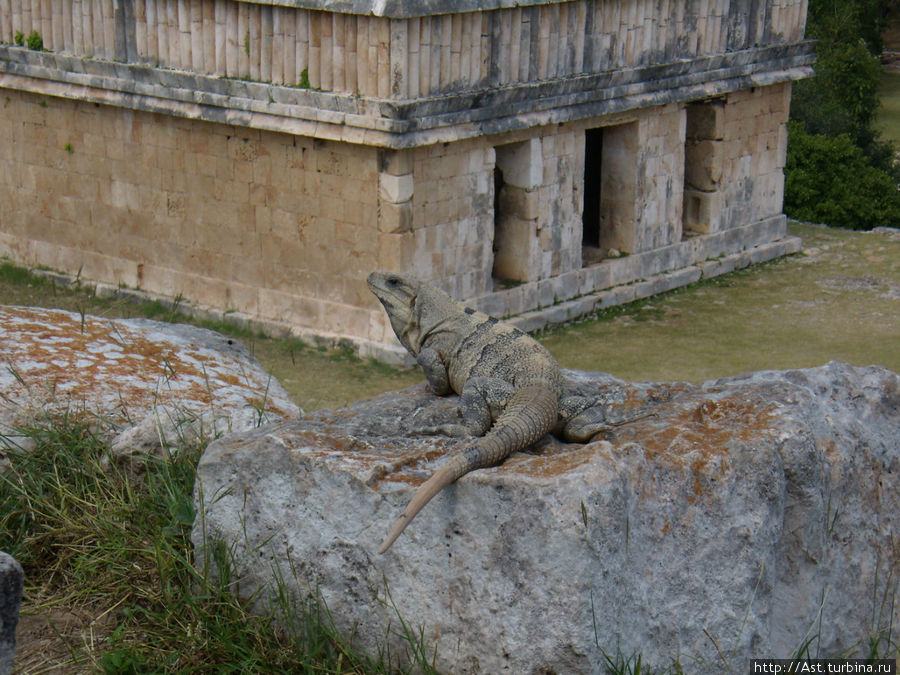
(0, 41), (815, 148)
(237, 0), (580, 19)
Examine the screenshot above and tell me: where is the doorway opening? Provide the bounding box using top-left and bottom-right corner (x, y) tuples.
(582, 122), (637, 266)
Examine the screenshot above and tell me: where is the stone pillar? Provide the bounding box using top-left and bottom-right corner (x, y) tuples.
(683, 99), (725, 234)
(597, 122), (639, 254)
(0, 552), (23, 675)
(378, 150), (414, 234)
(376, 148), (415, 266)
(373, 148), (417, 344)
(492, 138), (543, 283)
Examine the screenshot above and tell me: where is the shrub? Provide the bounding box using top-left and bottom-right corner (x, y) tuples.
(25, 30), (42, 51)
(784, 121), (900, 230)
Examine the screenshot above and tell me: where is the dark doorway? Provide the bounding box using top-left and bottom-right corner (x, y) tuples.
(583, 127), (604, 251)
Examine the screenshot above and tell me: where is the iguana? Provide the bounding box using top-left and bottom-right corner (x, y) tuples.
(368, 271), (642, 553)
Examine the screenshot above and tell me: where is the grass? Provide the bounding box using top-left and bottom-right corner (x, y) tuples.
(542, 222), (900, 382)
(1, 412), (437, 673)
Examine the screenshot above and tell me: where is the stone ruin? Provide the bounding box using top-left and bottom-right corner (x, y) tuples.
(0, 0), (814, 359)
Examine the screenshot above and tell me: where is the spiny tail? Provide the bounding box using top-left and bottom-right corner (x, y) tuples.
(378, 384), (557, 554)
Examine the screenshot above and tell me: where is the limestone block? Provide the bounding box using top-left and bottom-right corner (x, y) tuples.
(686, 101), (725, 140)
(193, 363), (900, 674)
(495, 138), (543, 189)
(684, 139), (724, 191)
(493, 216), (538, 281)
(0, 552), (23, 675)
(376, 230), (415, 271)
(497, 183), (540, 222)
(776, 123), (789, 169)
(378, 172), (414, 204)
(683, 187), (723, 234)
(377, 199), (413, 233)
(379, 148), (413, 176)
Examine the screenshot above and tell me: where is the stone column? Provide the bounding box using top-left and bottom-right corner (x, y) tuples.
(376, 148), (416, 272)
(597, 121), (639, 253)
(492, 138), (543, 283)
(683, 99), (725, 234)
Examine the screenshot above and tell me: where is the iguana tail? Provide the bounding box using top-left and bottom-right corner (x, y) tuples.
(378, 384), (558, 553)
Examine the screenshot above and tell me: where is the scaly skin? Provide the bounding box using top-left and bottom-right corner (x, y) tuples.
(377, 383), (558, 553)
(368, 272), (653, 552)
(368, 272), (564, 553)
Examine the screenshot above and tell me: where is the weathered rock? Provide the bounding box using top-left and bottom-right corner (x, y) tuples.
(0, 552), (23, 675)
(192, 362), (900, 673)
(108, 405), (283, 467)
(0, 306), (300, 469)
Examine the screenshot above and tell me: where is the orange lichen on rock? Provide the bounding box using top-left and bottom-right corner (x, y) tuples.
(619, 393), (777, 461)
(0, 306), (297, 433)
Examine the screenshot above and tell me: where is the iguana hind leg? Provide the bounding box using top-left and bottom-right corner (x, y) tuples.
(561, 396), (658, 443)
(379, 384), (557, 553)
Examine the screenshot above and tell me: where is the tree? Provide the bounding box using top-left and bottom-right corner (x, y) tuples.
(785, 122), (900, 229)
(785, 0), (900, 228)
(790, 37), (883, 150)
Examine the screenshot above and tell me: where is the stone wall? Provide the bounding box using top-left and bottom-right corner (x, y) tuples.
(0, 0), (809, 97)
(0, 88), (385, 343)
(684, 84), (790, 234)
(0, 79), (798, 353)
(0, 0), (813, 355)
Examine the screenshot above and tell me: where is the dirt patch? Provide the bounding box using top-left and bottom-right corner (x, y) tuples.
(14, 604), (113, 673)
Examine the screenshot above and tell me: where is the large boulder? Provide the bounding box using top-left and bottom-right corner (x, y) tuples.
(0, 306), (300, 469)
(0, 552), (23, 675)
(192, 362), (900, 673)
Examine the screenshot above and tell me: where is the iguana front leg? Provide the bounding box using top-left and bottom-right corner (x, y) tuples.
(417, 377), (515, 438)
(417, 347), (451, 395)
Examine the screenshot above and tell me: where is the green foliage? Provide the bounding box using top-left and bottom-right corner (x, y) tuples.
(785, 121), (900, 230)
(787, 0), (900, 228)
(25, 30), (42, 51)
(11, 29), (43, 49)
(0, 414), (435, 672)
(806, 0), (889, 53)
(298, 67), (311, 89)
(791, 37), (883, 149)
(0, 260), (46, 286)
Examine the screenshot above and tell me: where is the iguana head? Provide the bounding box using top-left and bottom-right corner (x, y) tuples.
(367, 272), (424, 354)
(368, 271), (464, 356)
